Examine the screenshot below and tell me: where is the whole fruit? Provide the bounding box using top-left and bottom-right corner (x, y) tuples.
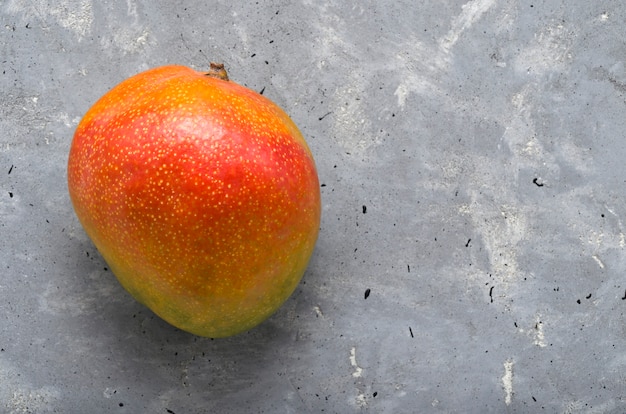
(67, 63), (321, 337)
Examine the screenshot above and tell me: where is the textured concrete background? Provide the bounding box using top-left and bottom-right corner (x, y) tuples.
(2, 0), (626, 412)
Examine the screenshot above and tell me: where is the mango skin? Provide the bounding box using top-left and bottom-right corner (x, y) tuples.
(67, 65), (321, 338)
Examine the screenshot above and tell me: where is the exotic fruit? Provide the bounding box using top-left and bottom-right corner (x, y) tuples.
(67, 64), (321, 337)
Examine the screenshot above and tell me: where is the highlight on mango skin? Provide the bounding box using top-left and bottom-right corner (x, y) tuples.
(67, 64), (321, 338)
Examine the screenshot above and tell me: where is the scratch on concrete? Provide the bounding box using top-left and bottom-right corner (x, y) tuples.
(313, 305), (324, 318)
(592, 255), (605, 269)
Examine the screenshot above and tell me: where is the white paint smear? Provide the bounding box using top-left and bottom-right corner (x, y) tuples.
(514, 20), (573, 75)
(0, 357), (60, 413)
(393, 39), (451, 108)
(394, 0), (496, 108)
(6, 0), (93, 40)
(502, 359), (514, 405)
(534, 318), (546, 348)
(440, 0), (497, 52)
(349, 347), (366, 408)
(350, 347), (363, 378)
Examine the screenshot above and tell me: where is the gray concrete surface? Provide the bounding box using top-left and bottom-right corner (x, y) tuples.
(2, 0), (626, 412)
